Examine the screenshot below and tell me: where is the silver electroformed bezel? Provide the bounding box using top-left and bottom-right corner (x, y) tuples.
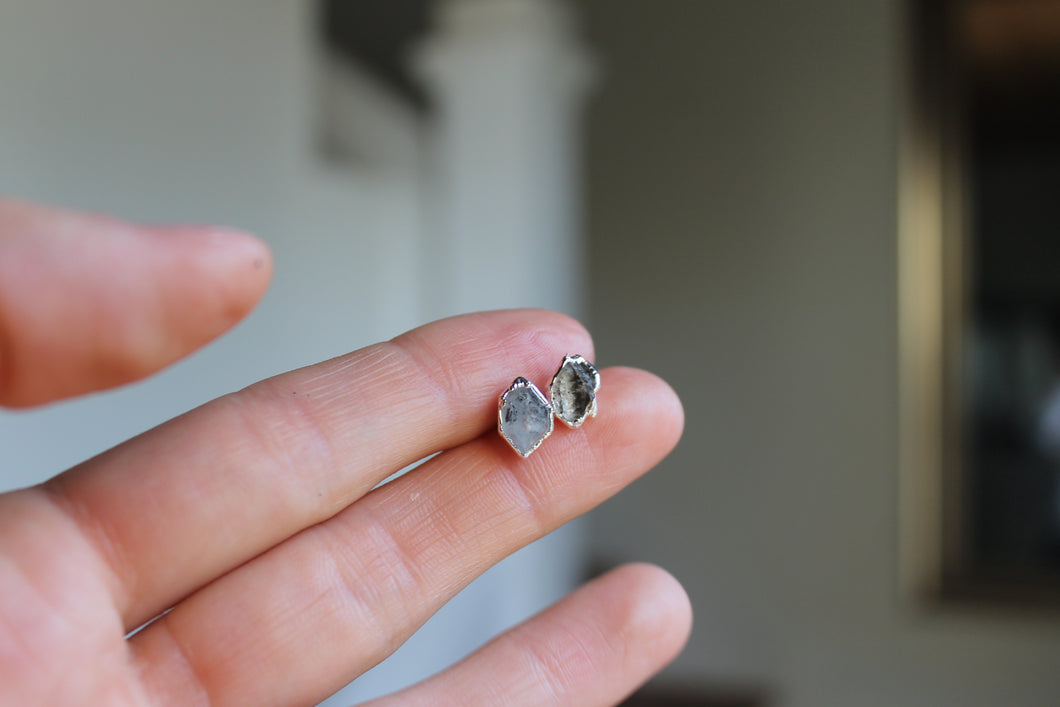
(498, 377), (555, 457)
(549, 354), (601, 429)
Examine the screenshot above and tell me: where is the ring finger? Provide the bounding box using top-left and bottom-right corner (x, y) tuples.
(131, 367), (683, 707)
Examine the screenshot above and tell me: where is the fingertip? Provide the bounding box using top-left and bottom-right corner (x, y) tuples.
(156, 225), (273, 302)
(200, 228), (272, 324)
(524, 308), (596, 364)
(597, 366), (685, 463)
(144, 224), (267, 314)
(471, 308), (596, 368)
(360, 562), (692, 707)
(207, 228), (273, 282)
(171, 225), (272, 273)
(645, 372), (685, 448)
(395, 309), (595, 416)
(607, 563), (694, 663)
(515, 309), (596, 391)
(0, 205), (275, 406)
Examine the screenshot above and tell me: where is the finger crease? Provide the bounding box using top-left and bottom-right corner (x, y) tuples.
(317, 517), (425, 658)
(38, 483), (137, 616)
(491, 461), (550, 541)
(147, 616), (214, 707)
(383, 336), (461, 436)
(225, 389), (340, 517)
(521, 621), (600, 704)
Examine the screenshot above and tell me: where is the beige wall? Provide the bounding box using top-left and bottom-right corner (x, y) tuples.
(582, 1), (1060, 705)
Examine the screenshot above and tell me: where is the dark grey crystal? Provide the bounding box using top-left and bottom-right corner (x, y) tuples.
(499, 378), (554, 456)
(550, 355), (600, 428)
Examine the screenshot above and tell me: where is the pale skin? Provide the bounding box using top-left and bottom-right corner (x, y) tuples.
(0, 199), (691, 707)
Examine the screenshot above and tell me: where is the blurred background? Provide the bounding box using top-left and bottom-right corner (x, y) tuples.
(3, 0), (1060, 705)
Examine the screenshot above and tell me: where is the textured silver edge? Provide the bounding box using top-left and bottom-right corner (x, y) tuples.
(498, 377), (555, 457)
(550, 354), (601, 429)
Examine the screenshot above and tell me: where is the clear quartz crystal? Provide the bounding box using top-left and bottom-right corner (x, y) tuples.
(498, 378), (554, 457)
(550, 355), (600, 428)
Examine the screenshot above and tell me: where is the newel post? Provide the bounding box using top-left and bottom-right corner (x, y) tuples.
(414, 0), (595, 318)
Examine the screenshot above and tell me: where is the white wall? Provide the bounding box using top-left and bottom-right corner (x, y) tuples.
(0, 0), (423, 493)
(583, 1), (1060, 705)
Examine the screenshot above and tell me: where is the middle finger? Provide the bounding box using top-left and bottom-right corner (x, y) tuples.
(44, 309), (592, 628)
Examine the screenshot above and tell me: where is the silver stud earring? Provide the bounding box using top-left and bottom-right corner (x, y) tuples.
(550, 354), (600, 429)
(498, 377), (554, 457)
(498, 355), (600, 457)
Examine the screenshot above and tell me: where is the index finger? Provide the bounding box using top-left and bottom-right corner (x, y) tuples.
(0, 198), (271, 407)
(38, 309), (593, 627)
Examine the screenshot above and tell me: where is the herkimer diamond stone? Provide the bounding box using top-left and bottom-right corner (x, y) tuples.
(550, 354), (600, 428)
(498, 377), (554, 457)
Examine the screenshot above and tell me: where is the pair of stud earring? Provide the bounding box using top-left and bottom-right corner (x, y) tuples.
(498, 354), (601, 457)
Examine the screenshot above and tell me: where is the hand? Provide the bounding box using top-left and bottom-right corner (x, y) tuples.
(0, 199), (690, 706)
